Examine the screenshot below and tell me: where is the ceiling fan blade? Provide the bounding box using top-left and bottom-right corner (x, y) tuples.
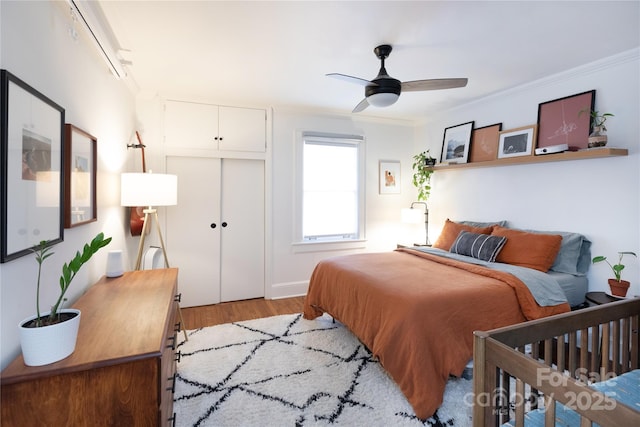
(327, 73), (375, 87)
(352, 98), (369, 113)
(401, 78), (468, 92)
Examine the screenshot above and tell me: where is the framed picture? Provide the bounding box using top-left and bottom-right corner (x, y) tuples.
(440, 121), (474, 164)
(1, 70), (65, 262)
(64, 124), (97, 228)
(469, 123), (502, 162)
(379, 160), (400, 194)
(498, 125), (537, 159)
(536, 90), (595, 150)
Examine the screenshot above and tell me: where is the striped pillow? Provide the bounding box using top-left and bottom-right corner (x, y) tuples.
(450, 231), (507, 262)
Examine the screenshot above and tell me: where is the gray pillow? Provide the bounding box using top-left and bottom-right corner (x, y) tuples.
(450, 231), (507, 262)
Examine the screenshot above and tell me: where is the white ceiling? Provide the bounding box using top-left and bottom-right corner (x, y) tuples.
(97, 1), (640, 121)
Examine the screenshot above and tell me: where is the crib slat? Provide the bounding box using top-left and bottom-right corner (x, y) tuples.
(632, 314), (639, 370)
(601, 322), (610, 379)
(580, 328), (589, 372)
(612, 320), (620, 374)
(544, 338), (552, 365)
(544, 396), (555, 427)
(622, 317), (630, 372)
(556, 334), (565, 372)
(515, 377), (525, 427)
(590, 325), (599, 374)
(569, 331), (577, 375)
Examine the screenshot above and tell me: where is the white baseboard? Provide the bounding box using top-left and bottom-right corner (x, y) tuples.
(268, 281), (309, 300)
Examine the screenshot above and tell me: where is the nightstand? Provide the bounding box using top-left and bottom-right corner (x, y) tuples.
(585, 291), (625, 306)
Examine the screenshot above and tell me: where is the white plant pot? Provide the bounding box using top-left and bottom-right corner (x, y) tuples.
(19, 309), (81, 366)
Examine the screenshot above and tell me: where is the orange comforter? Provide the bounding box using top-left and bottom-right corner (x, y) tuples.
(302, 249), (569, 420)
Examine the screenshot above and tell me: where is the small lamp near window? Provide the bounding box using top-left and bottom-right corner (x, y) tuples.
(401, 201), (429, 246)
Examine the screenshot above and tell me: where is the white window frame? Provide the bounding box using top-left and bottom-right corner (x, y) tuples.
(293, 131), (366, 252)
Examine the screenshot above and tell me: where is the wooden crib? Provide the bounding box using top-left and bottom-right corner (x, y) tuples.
(473, 297), (640, 426)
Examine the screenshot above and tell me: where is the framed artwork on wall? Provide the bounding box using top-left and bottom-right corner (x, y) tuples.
(536, 90), (595, 150)
(1, 70), (65, 263)
(469, 123), (502, 162)
(64, 124), (97, 228)
(440, 121), (474, 164)
(498, 125), (537, 159)
(379, 160), (400, 194)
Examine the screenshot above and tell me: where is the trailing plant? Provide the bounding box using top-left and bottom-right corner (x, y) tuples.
(592, 251), (637, 282)
(412, 150), (436, 202)
(31, 232), (112, 327)
(579, 109), (614, 131)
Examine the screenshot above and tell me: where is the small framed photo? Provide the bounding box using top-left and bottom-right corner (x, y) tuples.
(379, 160), (400, 194)
(498, 125), (537, 159)
(440, 121), (474, 164)
(1, 70), (65, 263)
(469, 123), (502, 162)
(537, 90), (595, 150)
(64, 124), (97, 228)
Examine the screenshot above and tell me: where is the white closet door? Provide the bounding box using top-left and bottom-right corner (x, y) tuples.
(165, 101), (219, 150)
(166, 156), (222, 307)
(220, 159), (265, 301)
(218, 106), (266, 152)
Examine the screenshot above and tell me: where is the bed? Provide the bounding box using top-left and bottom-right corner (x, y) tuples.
(473, 297), (640, 426)
(303, 220), (590, 420)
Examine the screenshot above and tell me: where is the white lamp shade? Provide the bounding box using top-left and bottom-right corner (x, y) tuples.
(120, 173), (177, 207)
(401, 208), (424, 224)
(368, 92), (399, 107)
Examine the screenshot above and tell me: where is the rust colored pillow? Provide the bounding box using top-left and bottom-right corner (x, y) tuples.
(432, 219), (494, 250)
(491, 226), (562, 272)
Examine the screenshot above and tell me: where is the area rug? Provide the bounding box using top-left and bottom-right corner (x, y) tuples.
(174, 313), (473, 426)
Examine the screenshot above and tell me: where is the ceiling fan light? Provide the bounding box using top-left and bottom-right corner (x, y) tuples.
(367, 92), (399, 107)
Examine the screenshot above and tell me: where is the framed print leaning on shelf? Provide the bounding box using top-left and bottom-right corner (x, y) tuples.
(469, 123), (502, 162)
(64, 124), (97, 228)
(537, 90), (595, 150)
(498, 125), (537, 159)
(1, 69), (65, 262)
(440, 121), (474, 164)
(379, 160), (400, 194)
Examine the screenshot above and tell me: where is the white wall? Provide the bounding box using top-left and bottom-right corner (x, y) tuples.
(269, 108), (418, 298)
(0, 1), (135, 369)
(416, 49), (640, 296)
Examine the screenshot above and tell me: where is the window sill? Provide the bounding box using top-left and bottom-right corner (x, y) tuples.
(291, 239), (367, 253)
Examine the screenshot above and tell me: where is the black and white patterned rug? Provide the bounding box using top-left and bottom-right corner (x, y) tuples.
(175, 313), (472, 426)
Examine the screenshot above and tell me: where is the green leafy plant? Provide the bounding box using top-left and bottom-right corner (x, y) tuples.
(412, 150), (436, 202)
(31, 232), (112, 327)
(592, 251), (637, 282)
(579, 109), (614, 131)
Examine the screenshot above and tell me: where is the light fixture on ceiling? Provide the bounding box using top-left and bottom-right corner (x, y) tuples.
(367, 92), (400, 108)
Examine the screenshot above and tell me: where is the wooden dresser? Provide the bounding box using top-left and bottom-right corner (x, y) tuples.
(1, 268), (181, 426)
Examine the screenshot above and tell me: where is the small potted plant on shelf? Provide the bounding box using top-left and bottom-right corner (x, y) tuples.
(580, 109), (614, 148)
(592, 251), (637, 297)
(20, 232), (112, 366)
(412, 150), (436, 201)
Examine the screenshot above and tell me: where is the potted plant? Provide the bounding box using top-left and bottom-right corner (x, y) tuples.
(20, 232), (112, 366)
(592, 251), (637, 297)
(412, 150), (436, 201)
(580, 109), (614, 148)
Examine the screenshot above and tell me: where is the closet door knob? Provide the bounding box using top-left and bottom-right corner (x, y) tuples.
(210, 223), (217, 229)
(221, 222), (228, 227)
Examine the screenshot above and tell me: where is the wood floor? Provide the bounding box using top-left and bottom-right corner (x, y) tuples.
(180, 296), (306, 330)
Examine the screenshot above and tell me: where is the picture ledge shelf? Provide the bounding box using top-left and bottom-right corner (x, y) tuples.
(430, 147), (628, 171)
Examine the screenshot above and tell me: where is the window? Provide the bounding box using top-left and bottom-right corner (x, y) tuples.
(297, 133), (365, 246)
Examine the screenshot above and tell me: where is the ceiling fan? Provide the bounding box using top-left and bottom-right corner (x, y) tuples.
(327, 44), (468, 113)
